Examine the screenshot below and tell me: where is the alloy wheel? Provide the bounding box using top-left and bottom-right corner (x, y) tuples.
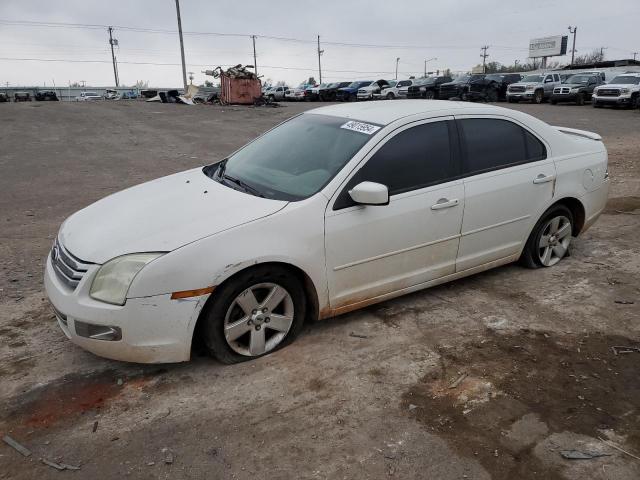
(538, 215), (572, 266)
(224, 282), (294, 357)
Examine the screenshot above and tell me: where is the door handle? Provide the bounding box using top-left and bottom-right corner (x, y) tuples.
(431, 198), (459, 210)
(533, 174), (556, 184)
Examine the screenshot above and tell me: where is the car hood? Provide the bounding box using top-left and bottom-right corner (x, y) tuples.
(338, 87), (358, 93)
(59, 168), (287, 264)
(599, 83), (639, 88)
(510, 82), (540, 87)
(560, 83), (587, 88)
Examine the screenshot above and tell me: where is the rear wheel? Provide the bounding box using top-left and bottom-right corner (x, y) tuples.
(201, 266), (306, 364)
(521, 205), (573, 269)
(386, 92), (394, 100)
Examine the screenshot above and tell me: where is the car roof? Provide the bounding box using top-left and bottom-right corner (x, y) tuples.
(307, 99), (502, 125)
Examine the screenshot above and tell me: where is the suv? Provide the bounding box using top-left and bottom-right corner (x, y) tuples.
(14, 92), (31, 102)
(551, 73), (604, 105)
(0, 92), (10, 102)
(357, 80), (394, 100)
(407, 76), (452, 99)
(592, 73), (640, 109)
(376, 79), (412, 99)
(484, 73), (522, 101)
(75, 92), (102, 102)
(506, 73), (561, 104)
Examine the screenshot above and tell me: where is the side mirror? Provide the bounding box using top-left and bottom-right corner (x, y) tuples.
(349, 181), (389, 206)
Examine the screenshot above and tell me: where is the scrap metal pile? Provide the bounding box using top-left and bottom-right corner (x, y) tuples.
(204, 65), (262, 105)
(204, 64), (258, 79)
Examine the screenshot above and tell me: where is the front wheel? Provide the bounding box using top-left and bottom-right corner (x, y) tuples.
(576, 93), (585, 106)
(201, 266), (307, 364)
(533, 90), (543, 104)
(386, 92), (394, 100)
(520, 205), (573, 269)
(424, 90), (435, 100)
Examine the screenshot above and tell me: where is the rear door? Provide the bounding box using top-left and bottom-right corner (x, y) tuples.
(325, 118), (464, 312)
(455, 116), (555, 271)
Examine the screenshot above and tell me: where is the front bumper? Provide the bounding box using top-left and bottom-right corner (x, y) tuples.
(551, 92), (580, 103)
(592, 95), (632, 105)
(44, 253), (207, 363)
(507, 91), (535, 100)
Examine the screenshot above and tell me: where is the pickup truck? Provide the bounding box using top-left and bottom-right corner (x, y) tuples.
(550, 73), (604, 105)
(357, 80), (393, 100)
(592, 73), (640, 109)
(438, 74), (500, 101)
(506, 72), (561, 104)
(376, 80), (412, 99)
(407, 76), (452, 99)
(336, 81), (373, 102)
(266, 86), (288, 101)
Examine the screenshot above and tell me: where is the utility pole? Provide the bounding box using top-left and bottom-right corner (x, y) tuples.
(514, 59), (520, 71)
(317, 35), (324, 84)
(395, 57), (400, 80)
(480, 45), (489, 73)
(252, 35), (258, 77)
(423, 57), (437, 77)
(634, 52), (639, 61)
(175, 0), (188, 91)
(600, 46), (608, 60)
(108, 27), (119, 87)
(568, 26), (577, 65)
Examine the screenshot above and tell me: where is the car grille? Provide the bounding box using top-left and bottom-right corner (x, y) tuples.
(509, 86), (526, 93)
(597, 89), (620, 97)
(555, 87), (571, 94)
(51, 238), (92, 290)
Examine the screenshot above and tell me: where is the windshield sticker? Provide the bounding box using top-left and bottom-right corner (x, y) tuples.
(340, 120), (381, 135)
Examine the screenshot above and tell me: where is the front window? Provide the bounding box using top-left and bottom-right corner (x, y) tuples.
(203, 114), (380, 201)
(521, 75), (543, 83)
(451, 75), (471, 84)
(610, 76), (640, 85)
(397, 80), (412, 87)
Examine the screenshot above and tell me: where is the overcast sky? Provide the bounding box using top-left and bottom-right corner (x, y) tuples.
(0, 0), (638, 88)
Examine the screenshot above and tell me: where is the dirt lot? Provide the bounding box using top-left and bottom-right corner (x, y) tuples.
(1, 100), (639, 479)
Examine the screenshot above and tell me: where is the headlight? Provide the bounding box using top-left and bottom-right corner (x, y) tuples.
(90, 253), (164, 305)
(525, 85), (534, 90)
(570, 87), (581, 93)
(620, 88), (630, 94)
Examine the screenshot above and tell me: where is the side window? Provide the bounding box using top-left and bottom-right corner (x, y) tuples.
(459, 119), (546, 176)
(334, 121), (454, 210)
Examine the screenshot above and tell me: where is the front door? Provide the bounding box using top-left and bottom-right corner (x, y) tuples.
(324, 118), (464, 313)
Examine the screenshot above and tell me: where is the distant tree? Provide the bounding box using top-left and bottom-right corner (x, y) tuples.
(70, 82), (80, 87)
(203, 80), (213, 87)
(306, 76), (317, 85)
(276, 80), (286, 86)
(133, 80), (149, 88)
(442, 68), (452, 77)
(573, 48), (605, 65)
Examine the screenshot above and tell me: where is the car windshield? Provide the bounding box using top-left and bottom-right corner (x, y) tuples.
(451, 75), (470, 84)
(397, 80), (412, 87)
(486, 74), (504, 81)
(521, 75), (543, 83)
(564, 75), (591, 84)
(610, 76), (640, 85)
(203, 114), (379, 201)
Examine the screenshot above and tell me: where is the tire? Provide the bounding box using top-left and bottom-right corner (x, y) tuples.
(201, 265), (307, 364)
(520, 205), (574, 269)
(386, 92), (394, 100)
(507, 97), (515, 103)
(268, 95), (275, 102)
(630, 94), (639, 109)
(592, 101), (601, 108)
(460, 90), (469, 101)
(486, 87), (499, 103)
(425, 90), (435, 100)
(576, 93), (585, 106)
(533, 90), (543, 104)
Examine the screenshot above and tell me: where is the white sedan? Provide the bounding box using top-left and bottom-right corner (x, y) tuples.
(45, 101), (609, 364)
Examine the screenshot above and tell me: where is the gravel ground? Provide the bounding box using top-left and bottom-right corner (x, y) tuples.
(0, 100), (639, 480)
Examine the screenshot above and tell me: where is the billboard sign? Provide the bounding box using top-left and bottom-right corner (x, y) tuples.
(529, 35), (568, 58)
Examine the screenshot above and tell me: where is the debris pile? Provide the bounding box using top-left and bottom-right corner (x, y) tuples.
(204, 64), (257, 79)
(204, 64), (261, 105)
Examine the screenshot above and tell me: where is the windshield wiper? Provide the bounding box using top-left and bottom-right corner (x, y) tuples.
(220, 173), (265, 198)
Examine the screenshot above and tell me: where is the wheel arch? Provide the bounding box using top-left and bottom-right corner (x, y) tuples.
(549, 196), (586, 236)
(190, 261), (320, 354)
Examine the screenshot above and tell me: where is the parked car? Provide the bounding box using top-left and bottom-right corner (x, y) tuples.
(506, 73), (562, 104)
(45, 101), (608, 364)
(318, 82), (351, 101)
(592, 73), (640, 109)
(550, 73), (604, 105)
(407, 76), (452, 99)
(357, 80), (394, 100)
(483, 74), (522, 101)
(14, 92), (31, 102)
(104, 89), (119, 100)
(438, 74), (500, 101)
(336, 81), (373, 102)
(75, 92), (102, 102)
(376, 80), (413, 100)
(0, 92), (11, 102)
(141, 89), (159, 99)
(119, 90), (138, 100)
(35, 90), (59, 101)
(265, 86), (287, 102)
(305, 83), (330, 101)
(284, 86), (307, 101)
